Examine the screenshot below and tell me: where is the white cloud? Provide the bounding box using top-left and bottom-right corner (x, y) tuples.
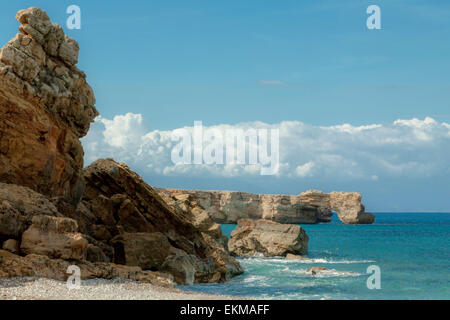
(393, 116), (437, 128)
(81, 115), (450, 180)
(98, 113), (145, 148)
(295, 162), (315, 177)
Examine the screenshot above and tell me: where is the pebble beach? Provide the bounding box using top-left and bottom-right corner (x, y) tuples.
(0, 277), (239, 300)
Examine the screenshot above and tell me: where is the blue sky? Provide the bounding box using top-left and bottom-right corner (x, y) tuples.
(1, 1), (449, 211)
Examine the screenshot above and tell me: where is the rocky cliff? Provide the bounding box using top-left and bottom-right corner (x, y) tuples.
(0, 7), (242, 286)
(0, 8), (97, 206)
(298, 190), (375, 224)
(160, 189), (374, 224)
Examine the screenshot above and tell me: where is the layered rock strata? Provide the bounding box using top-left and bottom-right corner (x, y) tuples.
(162, 189), (374, 224)
(298, 190), (375, 224)
(0, 7), (97, 206)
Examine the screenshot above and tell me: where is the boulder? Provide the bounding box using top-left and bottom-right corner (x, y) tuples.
(111, 232), (174, 270)
(2, 239), (19, 254)
(228, 219), (309, 257)
(20, 215), (88, 260)
(0, 183), (61, 240)
(0, 7), (98, 206)
(85, 244), (108, 263)
(160, 252), (198, 285)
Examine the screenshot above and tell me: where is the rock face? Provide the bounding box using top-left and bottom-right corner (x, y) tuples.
(2, 239), (19, 254)
(299, 190), (375, 224)
(156, 188), (242, 282)
(20, 215), (89, 260)
(0, 249), (175, 288)
(228, 219), (309, 257)
(163, 189), (374, 224)
(0, 7), (97, 206)
(0, 182), (62, 241)
(0, 8), (242, 286)
(80, 159), (243, 284)
(163, 189), (332, 224)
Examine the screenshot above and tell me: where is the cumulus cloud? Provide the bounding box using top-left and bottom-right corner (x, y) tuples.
(81, 115), (450, 181)
(295, 162), (315, 177)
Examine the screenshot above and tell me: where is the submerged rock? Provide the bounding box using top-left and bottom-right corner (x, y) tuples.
(306, 267), (327, 275)
(285, 253), (310, 261)
(228, 219), (309, 257)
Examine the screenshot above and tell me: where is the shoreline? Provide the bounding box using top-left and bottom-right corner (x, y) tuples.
(0, 277), (244, 300)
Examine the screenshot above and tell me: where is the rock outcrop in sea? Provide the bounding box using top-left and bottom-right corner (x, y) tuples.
(160, 189), (375, 225)
(0, 7), (242, 286)
(228, 219), (309, 257)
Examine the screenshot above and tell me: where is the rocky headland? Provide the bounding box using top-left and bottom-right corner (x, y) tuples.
(160, 189), (375, 225)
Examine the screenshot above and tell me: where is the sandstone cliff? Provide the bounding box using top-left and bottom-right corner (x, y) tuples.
(299, 190), (375, 224)
(160, 189), (374, 224)
(0, 7), (242, 286)
(0, 8), (97, 206)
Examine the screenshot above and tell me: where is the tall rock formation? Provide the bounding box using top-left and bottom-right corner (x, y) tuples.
(161, 189), (374, 225)
(0, 7), (97, 206)
(0, 8), (242, 285)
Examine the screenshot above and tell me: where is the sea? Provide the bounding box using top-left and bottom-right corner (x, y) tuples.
(180, 212), (450, 299)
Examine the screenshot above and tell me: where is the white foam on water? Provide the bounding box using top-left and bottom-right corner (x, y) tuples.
(299, 258), (376, 264)
(238, 256), (375, 265)
(292, 268), (362, 278)
(242, 275), (271, 287)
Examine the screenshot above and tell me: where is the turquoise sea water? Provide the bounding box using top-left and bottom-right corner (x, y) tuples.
(180, 213), (450, 299)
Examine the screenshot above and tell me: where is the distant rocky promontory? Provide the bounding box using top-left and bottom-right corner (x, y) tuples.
(159, 189), (375, 225)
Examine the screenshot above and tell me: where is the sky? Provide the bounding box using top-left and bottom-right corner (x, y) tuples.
(0, 0), (449, 212)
